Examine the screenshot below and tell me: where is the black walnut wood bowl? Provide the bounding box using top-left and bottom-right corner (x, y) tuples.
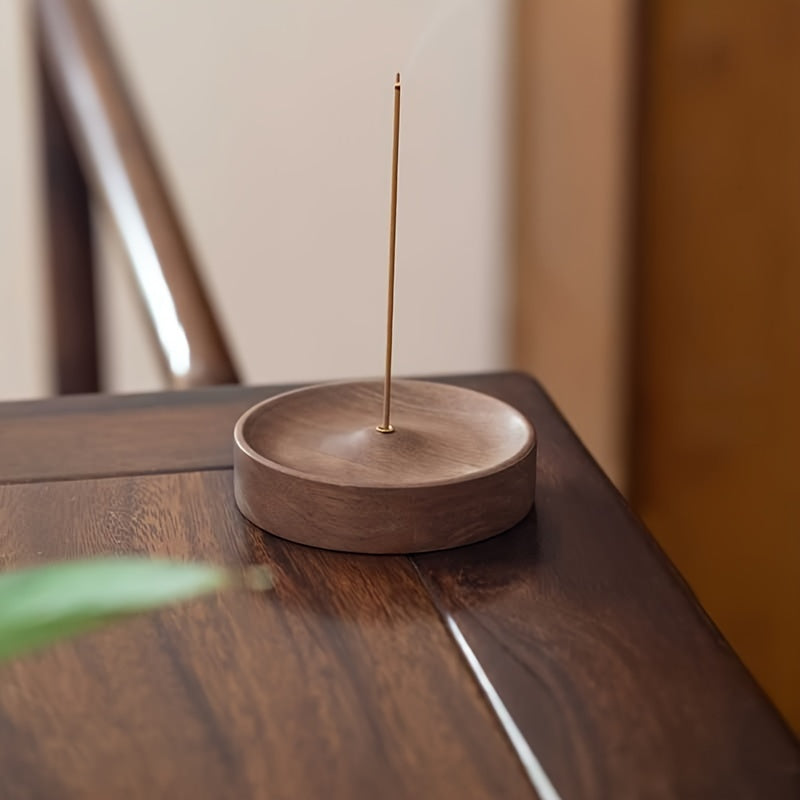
(233, 380), (536, 553)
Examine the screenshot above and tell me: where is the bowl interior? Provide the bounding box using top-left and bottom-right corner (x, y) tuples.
(239, 380), (533, 488)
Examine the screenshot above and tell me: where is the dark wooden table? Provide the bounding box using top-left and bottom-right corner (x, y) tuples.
(0, 373), (797, 799)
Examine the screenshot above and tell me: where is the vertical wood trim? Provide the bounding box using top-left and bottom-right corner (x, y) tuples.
(511, 0), (536, 378)
(35, 17), (99, 394)
(511, 0), (636, 488)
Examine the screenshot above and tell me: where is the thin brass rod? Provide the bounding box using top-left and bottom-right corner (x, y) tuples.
(378, 73), (401, 434)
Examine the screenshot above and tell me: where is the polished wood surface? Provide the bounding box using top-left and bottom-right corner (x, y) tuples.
(234, 380), (536, 552)
(0, 384), (271, 484)
(0, 373), (797, 798)
(633, 0), (800, 732)
(33, 0), (238, 389)
(0, 471), (529, 799)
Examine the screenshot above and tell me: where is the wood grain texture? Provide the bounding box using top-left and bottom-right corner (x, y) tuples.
(0, 470), (532, 800)
(34, 19), (99, 394)
(0, 384), (273, 484)
(0, 372), (797, 799)
(413, 374), (800, 798)
(33, 0), (238, 388)
(234, 380), (536, 553)
(633, 0), (800, 732)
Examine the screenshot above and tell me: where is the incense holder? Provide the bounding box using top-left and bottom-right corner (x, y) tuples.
(233, 379), (536, 553)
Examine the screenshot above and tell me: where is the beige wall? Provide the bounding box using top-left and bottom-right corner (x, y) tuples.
(98, 0), (514, 392)
(0, 0), (46, 400)
(1, 0), (511, 398)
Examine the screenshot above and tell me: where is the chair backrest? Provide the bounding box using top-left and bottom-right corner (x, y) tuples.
(33, 0), (239, 393)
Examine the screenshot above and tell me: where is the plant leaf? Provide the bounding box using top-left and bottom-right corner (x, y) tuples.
(0, 557), (271, 662)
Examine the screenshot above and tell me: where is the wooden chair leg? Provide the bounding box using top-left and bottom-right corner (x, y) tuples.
(35, 30), (100, 394)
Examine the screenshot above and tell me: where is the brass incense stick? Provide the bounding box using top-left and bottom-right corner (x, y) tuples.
(232, 78), (538, 555)
(377, 73), (402, 434)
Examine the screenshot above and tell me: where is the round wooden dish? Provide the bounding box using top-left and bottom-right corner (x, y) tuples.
(233, 380), (536, 553)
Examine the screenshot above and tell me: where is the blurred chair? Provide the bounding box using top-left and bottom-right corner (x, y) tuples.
(33, 0), (238, 393)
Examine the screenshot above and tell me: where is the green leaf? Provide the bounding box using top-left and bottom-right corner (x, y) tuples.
(0, 557), (272, 662)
